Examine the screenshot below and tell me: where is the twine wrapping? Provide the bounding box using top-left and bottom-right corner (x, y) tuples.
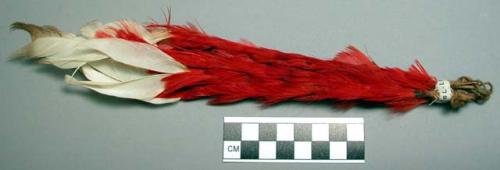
(423, 76), (493, 109)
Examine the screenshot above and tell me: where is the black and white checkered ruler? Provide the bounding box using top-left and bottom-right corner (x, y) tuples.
(223, 117), (365, 163)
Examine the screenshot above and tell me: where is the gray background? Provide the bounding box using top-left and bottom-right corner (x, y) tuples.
(0, 0), (499, 169)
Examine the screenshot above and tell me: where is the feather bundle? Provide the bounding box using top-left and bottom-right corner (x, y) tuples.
(10, 18), (492, 112)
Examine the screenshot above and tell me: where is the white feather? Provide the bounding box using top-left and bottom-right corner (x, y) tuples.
(95, 20), (168, 44)
(148, 27), (170, 44)
(64, 74), (179, 104)
(87, 59), (149, 82)
(80, 65), (180, 104)
(82, 38), (187, 74)
(81, 65), (120, 83)
(148, 98), (181, 104)
(10, 37), (80, 59)
(80, 20), (103, 38)
(11, 36), (186, 73)
(11, 20), (184, 104)
(40, 48), (107, 69)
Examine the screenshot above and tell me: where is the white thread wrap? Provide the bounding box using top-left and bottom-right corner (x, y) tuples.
(435, 80), (453, 103)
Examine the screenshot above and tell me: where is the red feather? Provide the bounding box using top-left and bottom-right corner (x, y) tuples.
(142, 23), (436, 111)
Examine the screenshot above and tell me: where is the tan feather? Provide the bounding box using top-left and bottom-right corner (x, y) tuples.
(10, 22), (62, 41)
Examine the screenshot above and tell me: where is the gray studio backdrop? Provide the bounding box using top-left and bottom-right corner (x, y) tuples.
(1, 0), (499, 169)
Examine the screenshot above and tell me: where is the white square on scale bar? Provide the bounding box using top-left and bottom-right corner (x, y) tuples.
(294, 142), (312, 159)
(277, 124), (294, 141)
(259, 141), (276, 159)
(223, 141), (241, 159)
(241, 124), (259, 141)
(347, 124), (364, 141)
(330, 142), (347, 159)
(312, 124), (329, 141)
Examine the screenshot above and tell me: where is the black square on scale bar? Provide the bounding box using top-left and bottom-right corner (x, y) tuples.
(347, 141), (365, 160)
(276, 141), (294, 159)
(241, 141), (259, 159)
(312, 141), (330, 159)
